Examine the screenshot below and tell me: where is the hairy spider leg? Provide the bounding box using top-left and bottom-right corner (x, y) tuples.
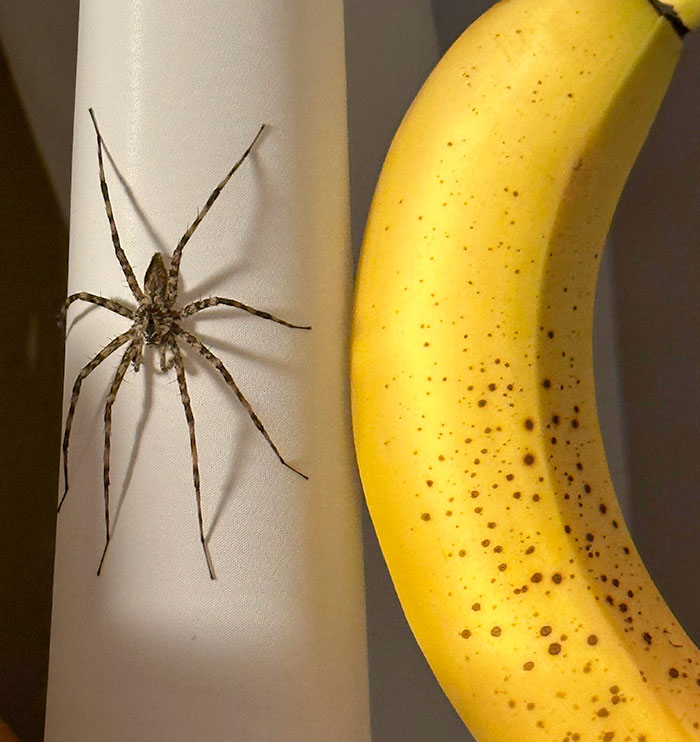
(158, 345), (171, 373)
(97, 341), (139, 576)
(59, 329), (134, 512)
(180, 296), (311, 330)
(174, 326), (308, 480)
(171, 340), (216, 579)
(88, 108), (145, 301)
(60, 292), (134, 327)
(166, 123), (266, 304)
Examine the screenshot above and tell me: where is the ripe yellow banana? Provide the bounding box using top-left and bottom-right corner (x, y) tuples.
(351, 0), (700, 739)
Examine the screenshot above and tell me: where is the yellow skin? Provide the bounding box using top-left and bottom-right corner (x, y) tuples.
(352, 0), (700, 739)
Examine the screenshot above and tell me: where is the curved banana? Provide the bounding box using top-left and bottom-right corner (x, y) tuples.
(351, 0), (700, 739)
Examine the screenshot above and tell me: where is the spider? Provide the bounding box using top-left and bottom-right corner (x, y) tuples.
(58, 108), (310, 580)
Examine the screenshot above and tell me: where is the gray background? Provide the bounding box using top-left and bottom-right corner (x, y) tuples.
(1, 1), (700, 740)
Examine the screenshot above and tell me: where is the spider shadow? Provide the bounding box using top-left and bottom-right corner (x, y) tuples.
(174, 124), (273, 304)
(111, 351), (155, 532)
(205, 420), (252, 545)
(100, 132), (170, 255)
(65, 302), (134, 340)
(178, 323), (301, 373)
(176, 264), (249, 307)
(176, 336), (290, 546)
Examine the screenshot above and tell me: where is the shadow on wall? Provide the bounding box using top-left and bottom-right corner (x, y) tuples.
(611, 29), (700, 645)
(431, 0), (495, 50)
(0, 50), (68, 742)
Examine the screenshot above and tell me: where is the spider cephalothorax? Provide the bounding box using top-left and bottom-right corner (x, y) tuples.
(58, 109), (310, 579)
(134, 253), (178, 371)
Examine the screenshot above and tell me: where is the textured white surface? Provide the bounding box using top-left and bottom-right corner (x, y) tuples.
(45, 2), (370, 740)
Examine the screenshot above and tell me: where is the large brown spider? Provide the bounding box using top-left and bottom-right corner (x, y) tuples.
(58, 108), (310, 580)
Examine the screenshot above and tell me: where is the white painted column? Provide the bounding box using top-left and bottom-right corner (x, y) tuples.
(45, 2), (369, 740)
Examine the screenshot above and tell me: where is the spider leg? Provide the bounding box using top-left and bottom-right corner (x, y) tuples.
(180, 297), (311, 330)
(58, 329), (134, 512)
(173, 325), (308, 480)
(170, 340), (216, 580)
(97, 341), (138, 576)
(166, 124), (265, 303)
(88, 108), (145, 302)
(60, 292), (134, 327)
(132, 339), (144, 372)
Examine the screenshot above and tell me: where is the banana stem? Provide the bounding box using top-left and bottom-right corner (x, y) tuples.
(660, 0), (700, 31)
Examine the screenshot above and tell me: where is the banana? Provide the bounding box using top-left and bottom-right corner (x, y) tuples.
(351, 0), (700, 739)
